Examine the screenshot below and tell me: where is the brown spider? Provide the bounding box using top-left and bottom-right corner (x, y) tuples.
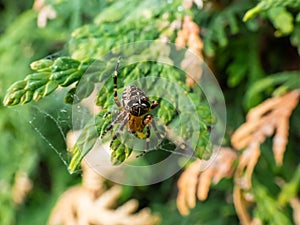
(100, 57), (162, 157)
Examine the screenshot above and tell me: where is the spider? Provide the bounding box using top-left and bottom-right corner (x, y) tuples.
(100, 57), (162, 157)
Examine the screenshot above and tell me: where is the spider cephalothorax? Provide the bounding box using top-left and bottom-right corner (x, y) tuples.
(101, 57), (161, 157)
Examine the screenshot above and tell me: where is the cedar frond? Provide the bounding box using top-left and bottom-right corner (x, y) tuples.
(231, 90), (300, 225)
(232, 90), (300, 166)
(175, 16), (204, 87)
(176, 147), (237, 215)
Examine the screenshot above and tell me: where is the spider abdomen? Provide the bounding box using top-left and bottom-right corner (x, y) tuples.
(127, 114), (145, 133)
(122, 85), (151, 116)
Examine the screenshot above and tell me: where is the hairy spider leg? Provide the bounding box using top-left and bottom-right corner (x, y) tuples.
(136, 115), (152, 158)
(151, 119), (164, 139)
(113, 56), (122, 108)
(144, 114), (153, 149)
(103, 109), (121, 118)
(110, 113), (129, 146)
(136, 115), (163, 158)
(101, 111), (126, 138)
(148, 101), (163, 139)
(145, 124), (151, 149)
(150, 101), (159, 110)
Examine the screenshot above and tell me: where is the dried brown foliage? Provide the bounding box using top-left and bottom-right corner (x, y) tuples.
(182, 0), (203, 9)
(232, 90), (300, 225)
(176, 147), (237, 215)
(12, 172), (33, 205)
(232, 90), (300, 166)
(176, 91), (300, 224)
(48, 131), (160, 225)
(33, 0), (57, 28)
(290, 198), (300, 225)
(175, 15), (204, 87)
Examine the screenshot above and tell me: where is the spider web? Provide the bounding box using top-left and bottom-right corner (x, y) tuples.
(25, 41), (226, 185)
(26, 85), (197, 173)
(28, 93), (73, 168)
(24, 48), (75, 167)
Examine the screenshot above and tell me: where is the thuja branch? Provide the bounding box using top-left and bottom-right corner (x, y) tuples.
(3, 57), (96, 106)
(278, 163), (300, 206)
(243, 0), (300, 22)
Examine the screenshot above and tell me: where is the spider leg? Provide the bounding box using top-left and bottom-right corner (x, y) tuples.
(101, 111), (125, 138)
(136, 114), (164, 158)
(113, 56), (122, 108)
(136, 101), (162, 157)
(145, 124), (151, 150)
(136, 124), (151, 158)
(151, 119), (164, 139)
(103, 109), (120, 118)
(110, 113), (129, 145)
(150, 100), (158, 110)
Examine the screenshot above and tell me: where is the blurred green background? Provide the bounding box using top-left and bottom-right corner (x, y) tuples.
(1, 0), (300, 224)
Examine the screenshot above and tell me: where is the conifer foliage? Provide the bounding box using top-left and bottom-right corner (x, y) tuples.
(1, 0), (300, 224)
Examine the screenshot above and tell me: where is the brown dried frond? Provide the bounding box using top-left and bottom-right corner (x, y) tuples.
(176, 16), (203, 57)
(48, 131), (160, 225)
(183, 0), (204, 9)
(235, 143), (261, 190)
(232, 90), (300, 166)
(33, 0), (56, 28)
(290, 198), (300, 225)
(81, 160), (105, 197)
(48, 184), (160, 225)
(175, 16), (204, 87)
(177, 147), (237, 215)
(250, 218), (263, 225)
(233, 186), (251, 225)
(12, 172), (33, 205)
(231, 90), (300, 225)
